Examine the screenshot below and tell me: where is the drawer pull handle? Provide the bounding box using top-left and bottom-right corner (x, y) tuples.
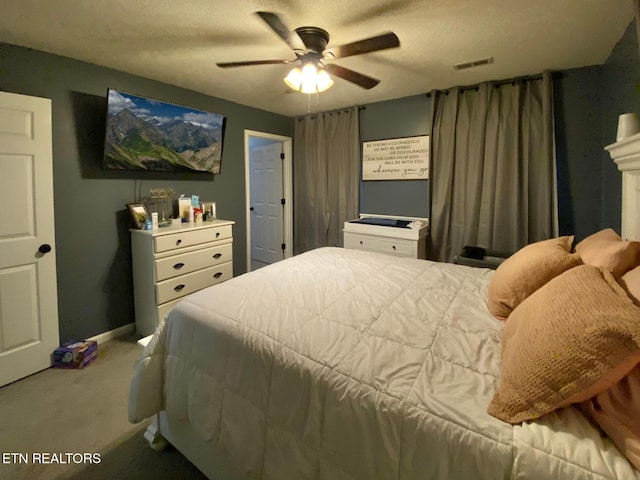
(359, 240), (363, 245)
(213, 272), (223, 279)
(213, 253), (222, 259)
(176, 239), (182, 246)
(216, 232), (220, 238)
(173, 284), (185, 292)
(392, 245), (396, 250)
(173, 262), (185, 270)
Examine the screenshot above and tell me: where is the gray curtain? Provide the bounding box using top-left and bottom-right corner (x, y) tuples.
(294, 107), (360, 253)
(430, 72), (557, 262)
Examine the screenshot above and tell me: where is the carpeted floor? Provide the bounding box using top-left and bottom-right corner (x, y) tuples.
(0, 334), (207, 480)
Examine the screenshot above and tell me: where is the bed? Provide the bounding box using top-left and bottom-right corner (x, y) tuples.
(128, 136), (640, 480)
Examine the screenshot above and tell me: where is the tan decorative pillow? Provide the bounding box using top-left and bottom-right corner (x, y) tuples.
(575, 228), (640, 278)
(575, 228), (621, 250)
(488, 265), (640, 424)
(487, 236), (581, 320)
(620, 265), (640, 305)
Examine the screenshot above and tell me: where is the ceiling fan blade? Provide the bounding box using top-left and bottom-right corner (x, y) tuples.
(323, 64), (380, 90)
(217, 59), (293, 68)
(325, 32), (400, 60)
(255, 11), (306, 52)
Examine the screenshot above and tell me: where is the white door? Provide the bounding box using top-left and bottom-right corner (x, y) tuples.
(250, 142), (284, 265)
(0, 91), (59, 387)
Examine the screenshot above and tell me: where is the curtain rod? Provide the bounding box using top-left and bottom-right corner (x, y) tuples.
(296, 105), (365, 121)
(425, 72), (546, 97)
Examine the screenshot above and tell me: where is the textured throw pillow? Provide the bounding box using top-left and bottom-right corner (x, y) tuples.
(575, 228), (640, 278)
(620, 265), (640, 305)
(488, 265), (640, 424)
(575, 228), (621, 250)
(580, 366), (640, 471)
(487, 236), (581, 320)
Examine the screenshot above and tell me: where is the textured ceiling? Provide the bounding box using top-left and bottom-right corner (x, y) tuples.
(0, 0), (634, 117)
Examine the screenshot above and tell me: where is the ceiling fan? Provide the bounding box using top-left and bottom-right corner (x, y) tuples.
(216, 11), (400, 93)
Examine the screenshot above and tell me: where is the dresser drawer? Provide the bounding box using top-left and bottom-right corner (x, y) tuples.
(154, 225), (233, 253)
(156, 261), (233, 304)
(155, 243), (233, 281)
(344, 233), (415, 257)
(157, 297), (183, 325)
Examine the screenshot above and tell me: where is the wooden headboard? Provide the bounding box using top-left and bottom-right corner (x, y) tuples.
(606, 132), (640, 240)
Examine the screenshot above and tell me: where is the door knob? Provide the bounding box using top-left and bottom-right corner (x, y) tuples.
(39, 244), (52, 254)
(250, 207), (255, 211)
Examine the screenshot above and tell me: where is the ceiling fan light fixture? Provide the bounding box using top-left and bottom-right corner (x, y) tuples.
(315, 69), (334, 92)
(284, 63), (334, 94)
(222, 12), (400, 93)
(300, 63), (319, 93)
(284, 67), (303, 90)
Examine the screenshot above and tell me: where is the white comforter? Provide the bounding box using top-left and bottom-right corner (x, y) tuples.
(129, 247), (639, 480)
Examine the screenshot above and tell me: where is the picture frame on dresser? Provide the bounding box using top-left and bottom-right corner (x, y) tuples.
(127, 202), (151, 229)
(202, 201), (217, 221)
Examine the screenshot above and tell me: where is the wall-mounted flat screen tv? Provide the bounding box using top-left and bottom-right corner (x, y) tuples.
(103, 89), (226, 173)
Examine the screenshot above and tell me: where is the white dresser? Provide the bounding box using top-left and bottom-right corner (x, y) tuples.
(131, 220), (234, 336)
(343, 214), (429, 259)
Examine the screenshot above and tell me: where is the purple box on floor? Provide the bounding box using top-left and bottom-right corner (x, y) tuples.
(53, 340), (98, 369)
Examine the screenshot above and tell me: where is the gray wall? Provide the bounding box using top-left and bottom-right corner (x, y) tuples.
(359, 94), (431, 218)
(553, 66), (603, 240)
(554, 20), (640, 241)
(600, 20), (640, 233)
(0, 43), (293, 341)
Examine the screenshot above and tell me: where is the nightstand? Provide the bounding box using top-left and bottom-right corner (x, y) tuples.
(343, 214), (429, 259)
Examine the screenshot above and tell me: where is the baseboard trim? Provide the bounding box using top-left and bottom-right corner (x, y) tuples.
(87, 323), (135, 344)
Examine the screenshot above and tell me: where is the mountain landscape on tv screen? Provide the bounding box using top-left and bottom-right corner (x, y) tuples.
(103, 90), (225, 173)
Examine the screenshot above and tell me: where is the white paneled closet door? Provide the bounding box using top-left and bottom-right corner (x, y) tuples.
(250, 142), (284, 266)
(0, 91), (59, 386)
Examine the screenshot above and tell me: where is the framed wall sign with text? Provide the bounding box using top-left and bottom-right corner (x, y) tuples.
(362, 135), (429, 180)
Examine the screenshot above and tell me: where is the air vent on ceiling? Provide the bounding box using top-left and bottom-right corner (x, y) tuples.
(453, 57), (495, 71)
